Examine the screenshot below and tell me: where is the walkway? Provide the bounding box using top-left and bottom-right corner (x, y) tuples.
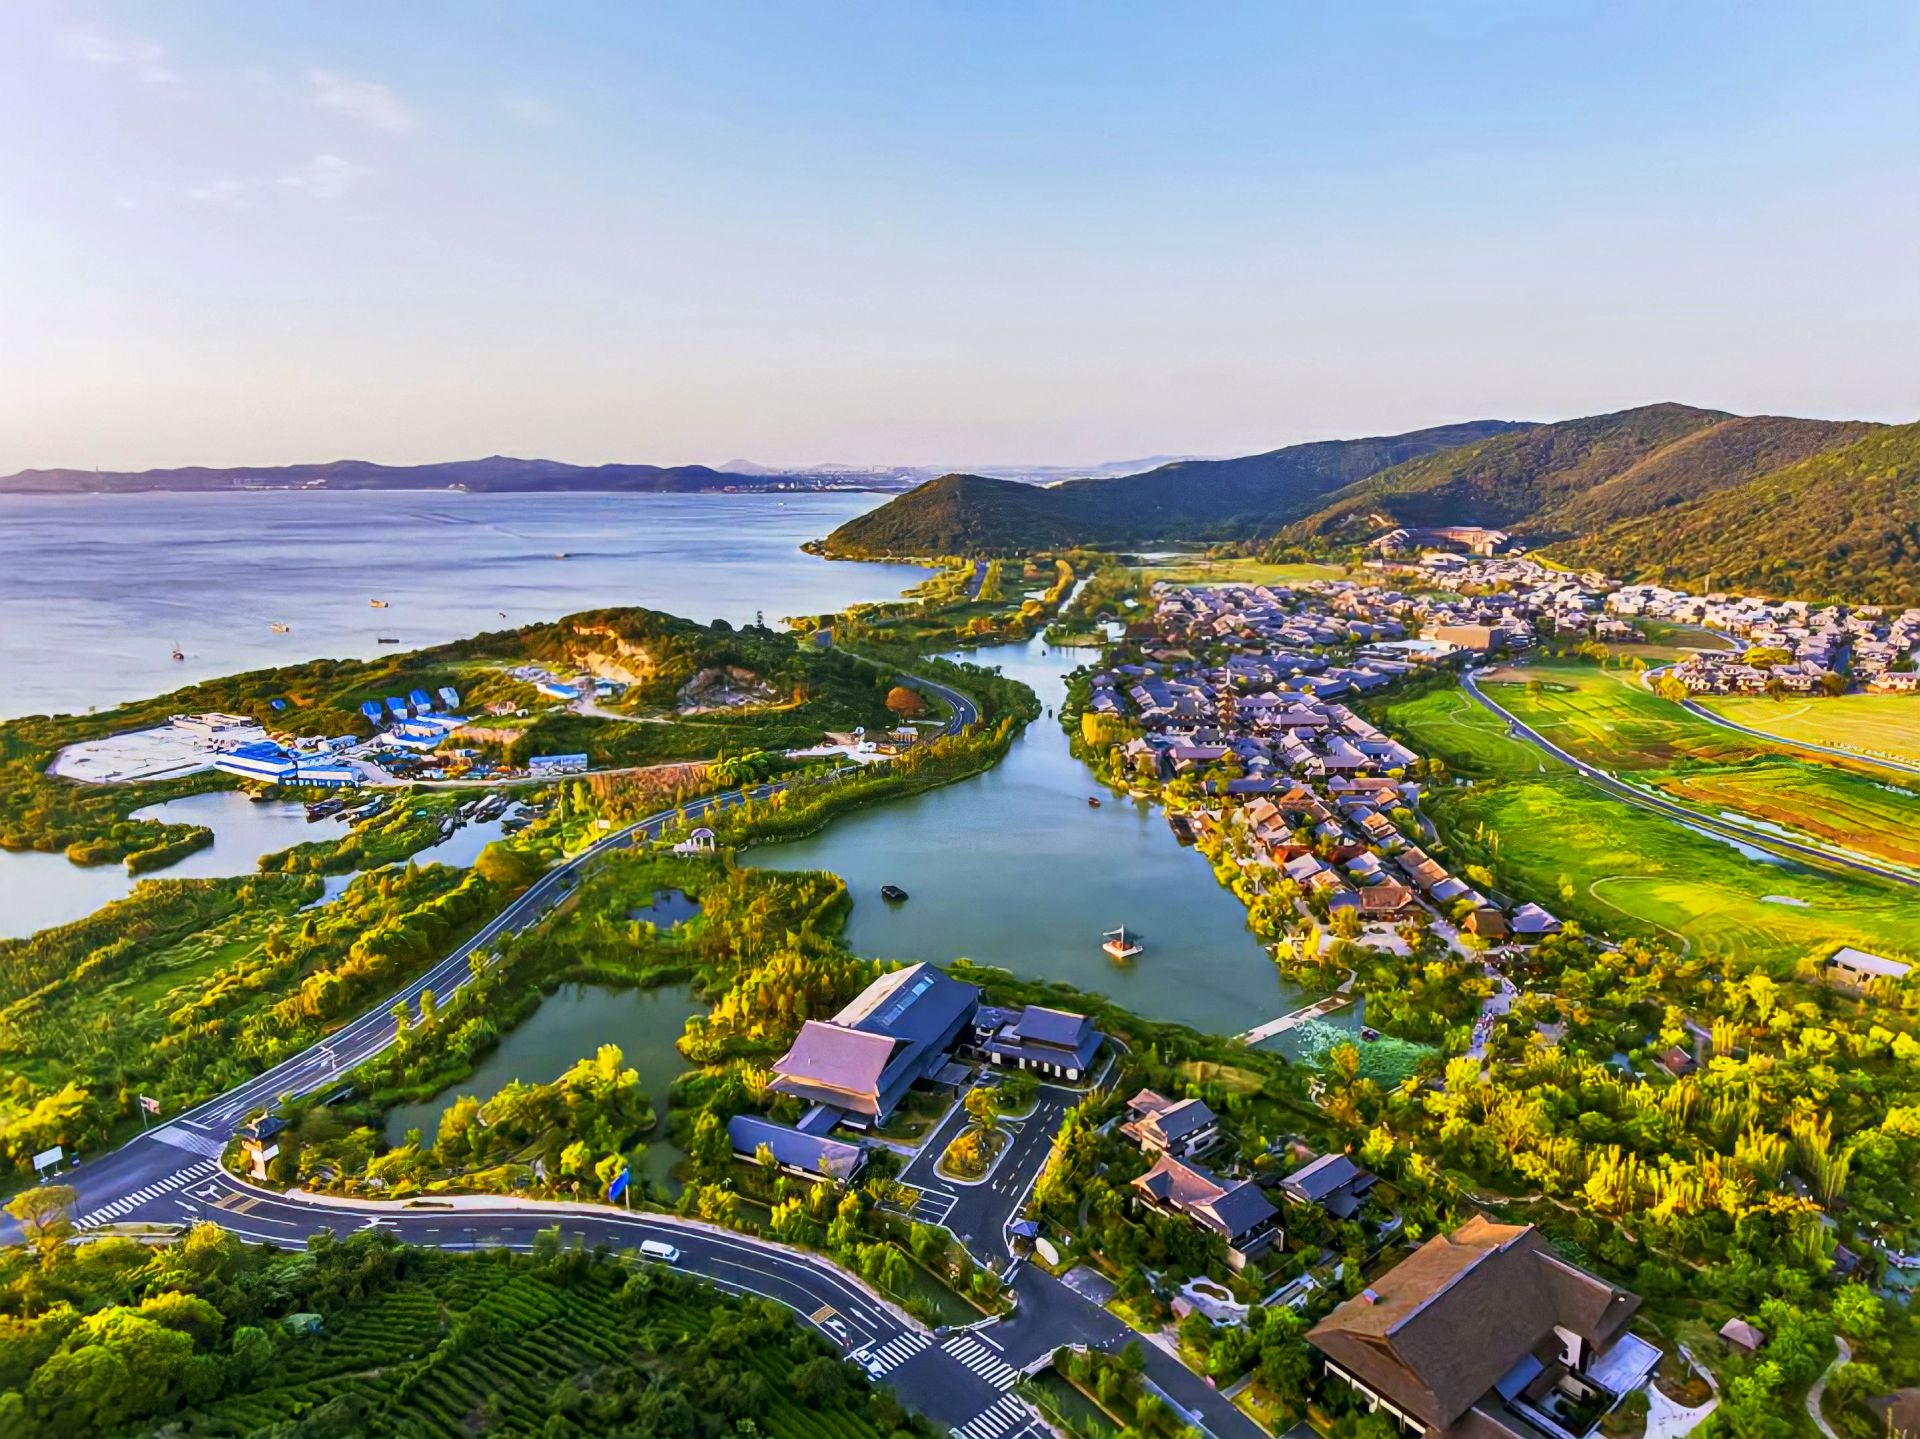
(1807, 1336), (1852, 1439)
(1237, 972), (1356, 1045)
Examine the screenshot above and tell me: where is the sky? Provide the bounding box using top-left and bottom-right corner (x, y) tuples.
(1, 1), (1916, 474)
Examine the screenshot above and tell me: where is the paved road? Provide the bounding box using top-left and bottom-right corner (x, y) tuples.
(17, 668), (978, 1234)
(1464, 671), (1920, 891)
(1677, 696), (1920, 778)
(897, 1084), (1073, 1260)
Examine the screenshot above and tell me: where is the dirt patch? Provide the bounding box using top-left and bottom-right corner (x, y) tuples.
(676, 666), (780, 713)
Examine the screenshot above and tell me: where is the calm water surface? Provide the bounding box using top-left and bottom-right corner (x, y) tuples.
(0, 491), (922, 719)
(383, 982), (699, 1194)
(0, 791), (342, 940)
(760, 636), (1303, 1036)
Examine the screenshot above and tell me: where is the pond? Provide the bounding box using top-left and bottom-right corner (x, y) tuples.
(382, 982), (700, 1195)
(759, 636), (1309, 1037)
(627, 888), (702, 928)
(0, 790), (346, 940)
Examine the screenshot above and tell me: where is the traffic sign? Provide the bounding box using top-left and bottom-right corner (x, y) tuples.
(140, 1095), (161, 1115)
(607, 1167), (630, 1203)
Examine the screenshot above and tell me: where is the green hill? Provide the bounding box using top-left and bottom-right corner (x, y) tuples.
(1282, 403), (1877, 542)
(1549, 421), (1920, 605)
(817, 419), (1522, 556)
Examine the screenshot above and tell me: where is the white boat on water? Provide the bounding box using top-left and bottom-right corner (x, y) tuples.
(1102, 925), (1143, 960)
(369, 598), (390, 608)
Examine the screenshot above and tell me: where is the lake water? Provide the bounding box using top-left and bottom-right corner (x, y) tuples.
(759, 636), (1304, 1037)
(0, 491), (923, 720)
(383, 982), (699, 1195)
(0, 791), (343, 940)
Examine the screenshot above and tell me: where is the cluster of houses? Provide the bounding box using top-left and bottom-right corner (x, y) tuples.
(727, 963), (1106, 1182)
(1088, 584), (1565, 942)
(1611, 584), (1920, 693)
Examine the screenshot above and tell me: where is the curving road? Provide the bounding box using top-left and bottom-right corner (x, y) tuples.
(1675, 695), (1920, 779)
(1463, 671), (1920, 891)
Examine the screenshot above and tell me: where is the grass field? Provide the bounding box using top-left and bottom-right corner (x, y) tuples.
(1699, 692), (1920, 767)
(1142, 557), (1353, 586)
(1478, 663), (1920, 872)
(1382, 680), (1920, 972)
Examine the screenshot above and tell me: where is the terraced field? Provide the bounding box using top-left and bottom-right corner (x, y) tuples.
(176, 1250), (917, 1438)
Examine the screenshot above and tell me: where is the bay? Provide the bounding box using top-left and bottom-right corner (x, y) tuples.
(0, 490), (922, 720)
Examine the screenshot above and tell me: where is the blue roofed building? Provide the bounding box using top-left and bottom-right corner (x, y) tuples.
(769, 962), (980, 1128)
(974, 1004), (1104, 1081)
(408, 688), (434, 713)
(726, 1114), (865, 1183)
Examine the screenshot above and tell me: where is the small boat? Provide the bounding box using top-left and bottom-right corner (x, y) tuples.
(270, 622), (291, 633)
(376, 636), (401, 644)
(497, 610), (508, 619)
(1102, 925), (1143, 961)
(880, 884), (910, 903)
(1087, 796), (1101, 808)
(170, 645), (185, 661)
(369, 598), (390, 609)
(553, 552), (570, 560)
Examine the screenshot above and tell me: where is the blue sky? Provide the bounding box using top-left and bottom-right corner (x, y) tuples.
(2, 1), (1915, 471)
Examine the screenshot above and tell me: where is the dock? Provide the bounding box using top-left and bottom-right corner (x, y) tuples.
(1237, 972), (1356, 1045)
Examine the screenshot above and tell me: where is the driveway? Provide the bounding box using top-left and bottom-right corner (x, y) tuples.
(898, 1082), (1074, 1263)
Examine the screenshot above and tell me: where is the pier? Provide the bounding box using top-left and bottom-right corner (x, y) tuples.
(1236, 972), (1356, 1046)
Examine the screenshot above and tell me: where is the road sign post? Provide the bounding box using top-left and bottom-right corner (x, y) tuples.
(138, 1094), (160, 1130)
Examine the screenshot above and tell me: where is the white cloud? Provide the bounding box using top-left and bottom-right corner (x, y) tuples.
(502, 95), (560, 126)
(279, 154), (371, 201)
(306, 68), (414, 133)
(188, 178), (250, 208)
(64, 29), (179, 84)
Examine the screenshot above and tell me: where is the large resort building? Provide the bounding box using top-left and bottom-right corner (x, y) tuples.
(1308, 1217), (1655, 1439)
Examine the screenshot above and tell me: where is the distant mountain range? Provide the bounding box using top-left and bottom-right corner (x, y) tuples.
(819, 402), (1918, 604)
(817, 421), (1523, 557)
(0, 456), (916, 496)
(0, 452), (1218, 496)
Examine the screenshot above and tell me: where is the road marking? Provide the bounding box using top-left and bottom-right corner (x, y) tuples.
(863, 1330), (932, 1375)
(955, 1394), (1035, 1439)
(150, 1124), (227, 1158)
(942, 1333), (1022, 1389)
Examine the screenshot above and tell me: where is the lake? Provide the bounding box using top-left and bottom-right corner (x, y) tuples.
(383, 982), (699, 1195)
(759, 636), (1305, 1037)
(0, 490), (924, 720)
(0, 790), (343, 940)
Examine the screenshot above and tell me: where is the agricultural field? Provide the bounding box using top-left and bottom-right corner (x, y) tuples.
(1479, 663), (1920, 872)
(1381, 679), (1920, 972)
(1, 1227), (931, 1439)
(1698, 691), (1920, 768)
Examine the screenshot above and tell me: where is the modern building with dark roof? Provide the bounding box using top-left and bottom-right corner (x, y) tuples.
(727, 1114), (864, 1183)
(977, 1004), (1103, 1080)
(1120, 1089), (1220, 1158)
(1279, 1152), (1378, 1220)
(1130, 1153), (1279, 1269)
(768, 962), (980, 1127)
(1308, 1217), (1653, 1439)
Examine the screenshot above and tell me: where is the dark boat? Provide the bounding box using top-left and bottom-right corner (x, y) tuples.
(880, 884), (909, 903)
(1087, 796), (1101, 808)
(376, 636), (401, 644)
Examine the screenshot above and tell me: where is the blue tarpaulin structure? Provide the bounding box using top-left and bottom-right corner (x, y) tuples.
(409, 688), (433, 712)
(361, 701), (385, 723)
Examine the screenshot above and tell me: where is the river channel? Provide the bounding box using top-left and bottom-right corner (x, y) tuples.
(759, 635), (1306, 1037)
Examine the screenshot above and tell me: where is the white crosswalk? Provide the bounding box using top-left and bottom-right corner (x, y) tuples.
(954, 1393), (1035, 1439)
(942, 1333), (1022, 1390)
(861, 1330), (933, 1375)
(75, 1160), (220, 1228)
(151, 1124), (227, 1158)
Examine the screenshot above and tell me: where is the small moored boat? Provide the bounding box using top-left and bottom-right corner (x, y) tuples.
(170, 644), (185, 661)
(269, 622), (290, 633)
(880, 884), (909, 903)
(1087, 796), (1101, 808)
(1102, 925), (1143, 961)
(376, 636), (401, 644)
(369, 598), (389, 609)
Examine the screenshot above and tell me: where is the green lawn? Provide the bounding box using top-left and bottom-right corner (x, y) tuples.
(1700, 691), (1920, 767)
(1383, 676), (1920, 972)
(1480, 663), (1920, 872)
(1142, 557), (1353, 586)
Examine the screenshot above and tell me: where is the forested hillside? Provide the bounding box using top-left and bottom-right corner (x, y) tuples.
(818, 420), (1520, 555)
(1550, 421), (1920, 605)
(1278, 403), (1876, 542)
